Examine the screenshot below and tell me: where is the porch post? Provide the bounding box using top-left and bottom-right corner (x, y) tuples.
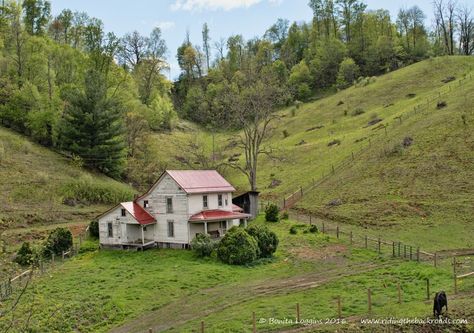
(245, 219), (248, 227)
(204, 222), (208, 235)
(225, 220), (228, 232)
(141, 225), (145, 245)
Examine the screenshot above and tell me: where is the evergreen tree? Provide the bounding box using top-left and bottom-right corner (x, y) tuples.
(59, 69), (126, 177)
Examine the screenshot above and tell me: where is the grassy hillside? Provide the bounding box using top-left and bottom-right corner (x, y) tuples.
(0, 127), (135, 252)
(1, 216), (472, 332)
(149, 56), (474, 250)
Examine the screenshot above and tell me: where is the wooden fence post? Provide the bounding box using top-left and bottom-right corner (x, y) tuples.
(398, 242), (401, 257)
(62, 251), (65, 260)
(296, 303), (300, 323)
(350, 231), (353, 245)
(409, 246), (412, 260)
(403, 245), (407, 258)
(252, 312), (256, 333)
(434, 252), (437, 268)
(201, 320), (205, 333)
(377, 238), (381, 253)
(392, 242), (395, 257)
(397, 282), (401, 304)
(417, 247), (420, 262)
(332, 165), (335, 174)
(52, 253), (55, 266)
(426, 279), (430, 300)
(337, 296), (342, 319)
(365, 235), (368, 249)
(453, 257), (458, 294)
(336, 226), (339, 239)
(322, 222), (325, 233)
(309, 215), (312, 225)
(300, 187), (303, 196)
(367, 288), (372, 313)
(148, 328), (153, 333)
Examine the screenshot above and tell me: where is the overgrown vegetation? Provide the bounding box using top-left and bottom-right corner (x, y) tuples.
(217, 227), (259, 265)
(265, 203), (280, 222)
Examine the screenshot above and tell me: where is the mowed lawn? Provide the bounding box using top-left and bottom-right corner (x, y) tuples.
(1, 217), (472, 333)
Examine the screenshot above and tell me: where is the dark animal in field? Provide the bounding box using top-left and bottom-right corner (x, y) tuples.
(433, 291), (448, 318)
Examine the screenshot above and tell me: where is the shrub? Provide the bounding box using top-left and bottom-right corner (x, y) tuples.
(89, 220), (99, 239)
(15, 242), (34, 266)
(43, 228), (73, 257)
(265, 204), (279, 222)
(246, 225), (279, 258)
(281, 211), (289, 220)
(309, 225), (318, 233)
(191, 233), (215, 258)
(217, 227), (259, 265)
(282, 129), (290, 138)
(289, 225), (297, 234)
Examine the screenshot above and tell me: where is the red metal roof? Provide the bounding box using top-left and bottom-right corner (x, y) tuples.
(121, 202), (156, 225)
(189, 209), (251, 222)
(167, 170), (235, 194)
(232, 204), (244, 212)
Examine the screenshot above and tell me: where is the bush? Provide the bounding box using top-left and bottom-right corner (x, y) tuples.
(191, 233), (215, 257)
(265, 204), (280, 222)
(282, 129), (290, 138)
(89, 220), (99, 239)
(78, 239), (99, 254)
(289, 226), (297, 234)
(281, 211), (289, 220)
(309, 225), (318, 233)
(217, 227), (259, 265)
(15, 242), (34, 266)
(43, 227), (73, 257)
(246, 225), (279, 258)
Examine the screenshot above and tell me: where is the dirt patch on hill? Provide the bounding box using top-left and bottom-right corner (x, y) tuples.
(289, 244), (347, 262)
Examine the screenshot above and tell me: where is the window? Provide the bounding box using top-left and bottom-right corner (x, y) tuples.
(107, 223), (113, 237)
(143, 200), (149, 208)
(167, 221), (174, 238)
(225, 198), (228, 206)
(143, 226), (147, 232)
(166, 197), (173, 213)
(218, 194), (223, 207)
(203, 195), (208, 209)
(121, 208), (126, 217)
(220, 221), (227, 231)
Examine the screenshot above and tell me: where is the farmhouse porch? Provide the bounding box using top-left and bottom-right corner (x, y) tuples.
(188, 209), (251, 240)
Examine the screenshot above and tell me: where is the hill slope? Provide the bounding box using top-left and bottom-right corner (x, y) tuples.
(150, 56), (474, 250)
(0, 127), (135, 251)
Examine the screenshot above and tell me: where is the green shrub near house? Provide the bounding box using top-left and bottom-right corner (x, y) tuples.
(191, 233), (216, 258)
(43, 228), (73, 257)
(217, 227), (259, 265)
(246, 225), (279, 258)
(265, 203), (279, 222)
(89, 220), (99, 239)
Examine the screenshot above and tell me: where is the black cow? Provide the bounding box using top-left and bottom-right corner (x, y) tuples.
(433, 291), (448, 318)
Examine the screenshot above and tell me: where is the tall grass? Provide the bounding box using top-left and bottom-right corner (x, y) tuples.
(60, 176), (135, 205)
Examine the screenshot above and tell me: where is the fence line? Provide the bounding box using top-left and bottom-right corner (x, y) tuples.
(0, 226), (89, 301)
(192, 274), (463, 332)
(278, 72), (474, 209)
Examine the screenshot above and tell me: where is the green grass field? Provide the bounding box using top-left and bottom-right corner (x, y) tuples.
(1, 216), (472, 332)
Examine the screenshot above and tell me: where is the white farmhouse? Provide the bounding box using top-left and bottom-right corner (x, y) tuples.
(97, 170), (251, 249)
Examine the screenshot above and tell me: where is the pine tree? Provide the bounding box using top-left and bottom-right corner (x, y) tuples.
(60, 69), (126, 178)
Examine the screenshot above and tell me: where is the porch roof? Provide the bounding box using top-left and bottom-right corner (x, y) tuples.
(121, 202), (156, 225)
(189, 209), (251, 223)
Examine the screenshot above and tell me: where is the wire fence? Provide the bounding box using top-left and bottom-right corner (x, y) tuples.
(0, 226), (89, 302)
(277, 72), (474, 210)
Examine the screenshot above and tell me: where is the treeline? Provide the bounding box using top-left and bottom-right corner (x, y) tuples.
(173, 0), (474, 126)
(0, 0), (175, 182)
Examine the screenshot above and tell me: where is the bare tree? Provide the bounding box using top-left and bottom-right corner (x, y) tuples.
(119, 30), (148, 69)
(457, 5), (474, 55)
(433, 0), (457, 55)
(226, 66), (288, 191)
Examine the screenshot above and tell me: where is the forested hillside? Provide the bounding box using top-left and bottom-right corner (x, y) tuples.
(1, 0), (473, 193)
